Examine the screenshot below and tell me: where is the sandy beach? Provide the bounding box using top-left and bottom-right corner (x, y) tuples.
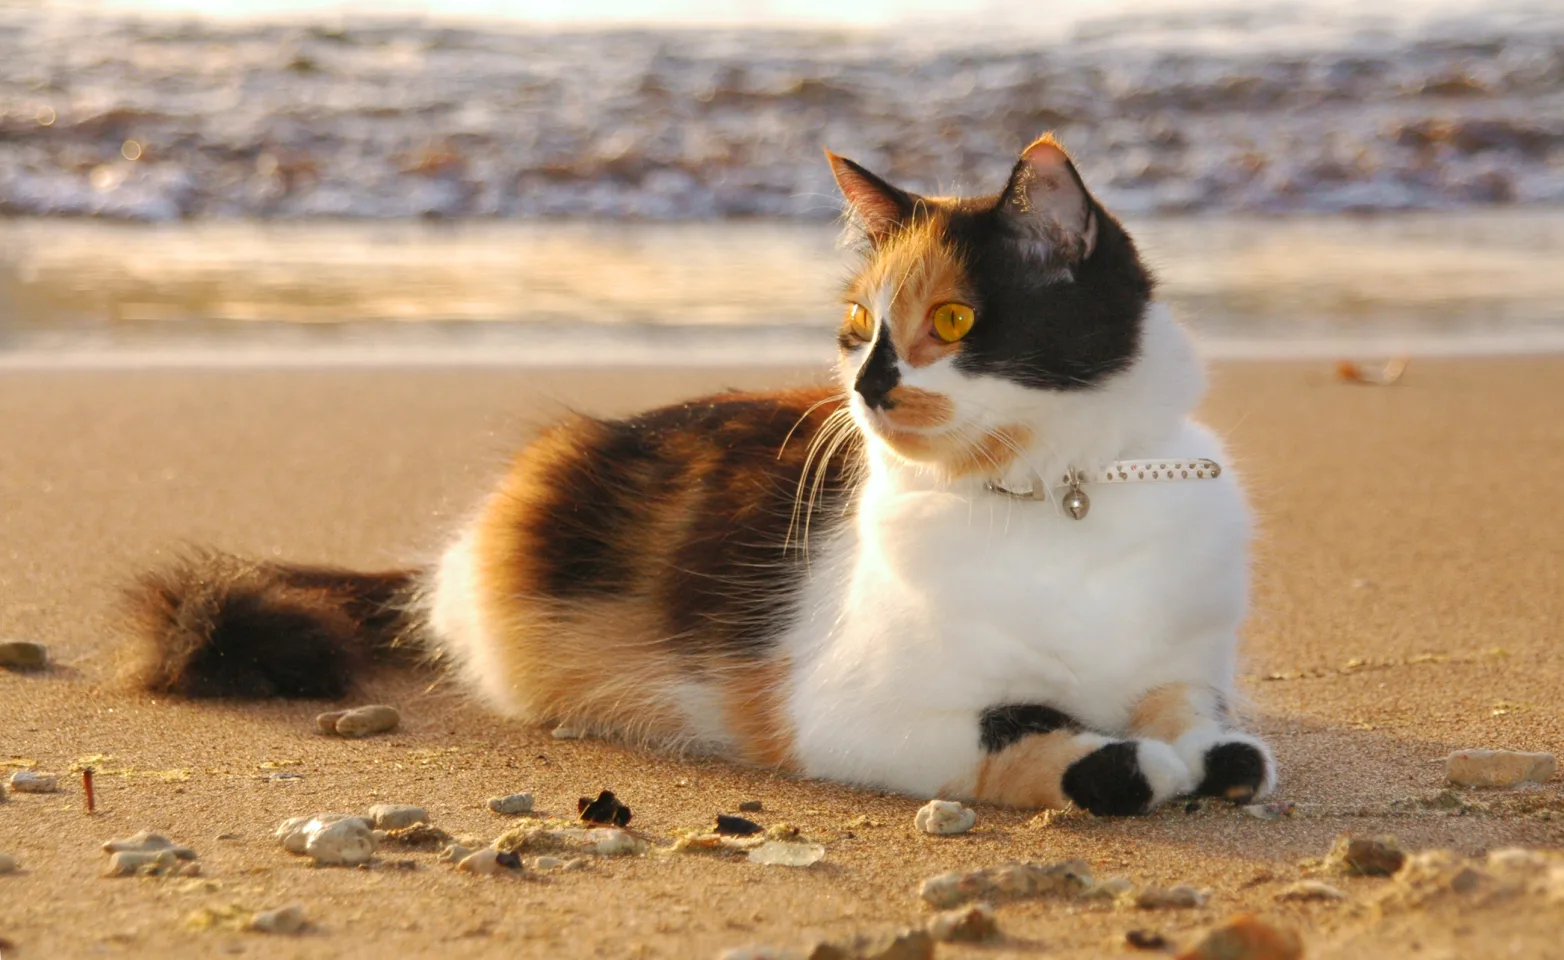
(2, 357), (1562, 958)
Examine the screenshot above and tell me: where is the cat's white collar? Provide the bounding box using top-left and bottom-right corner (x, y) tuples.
(986, 458), (1222, 520)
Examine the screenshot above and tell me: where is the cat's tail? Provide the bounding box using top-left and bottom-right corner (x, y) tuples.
(123, 549), (427, 699)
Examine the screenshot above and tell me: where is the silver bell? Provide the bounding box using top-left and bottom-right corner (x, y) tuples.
(1064, 485), (1090, 520)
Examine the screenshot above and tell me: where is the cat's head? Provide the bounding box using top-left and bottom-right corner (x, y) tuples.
(828, 135), (1159, 481)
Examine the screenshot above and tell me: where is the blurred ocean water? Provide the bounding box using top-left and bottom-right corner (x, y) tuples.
(0, 0), (1561, 221)
(1, 0), (1560, 361)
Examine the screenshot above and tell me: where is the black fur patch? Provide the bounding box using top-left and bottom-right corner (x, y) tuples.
(978, 703), (1081, 753)
(942, 199), (1150, 391)
(1061, 741), (1154, 816)
(1196, 741), (1267, 802)
(523, 390), (860, 658)
(853, 329), (901, 408)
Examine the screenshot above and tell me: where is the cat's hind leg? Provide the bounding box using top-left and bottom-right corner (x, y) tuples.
(970, 705), (1193, 815)
(1128, 683), (1276, 803)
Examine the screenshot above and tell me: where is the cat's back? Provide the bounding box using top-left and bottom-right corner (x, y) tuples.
(428, 386), (863, 755)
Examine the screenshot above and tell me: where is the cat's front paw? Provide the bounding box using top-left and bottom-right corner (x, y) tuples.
(1180, 732), (1276, 803)
(1061, 740), (1192, 816)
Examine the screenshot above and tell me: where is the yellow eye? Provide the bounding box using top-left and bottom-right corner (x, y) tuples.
(931, 303), (975, 342)
(844, 302), (875, 341)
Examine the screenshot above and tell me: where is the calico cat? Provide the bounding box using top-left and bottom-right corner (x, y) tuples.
(128, 135), (1276, 815)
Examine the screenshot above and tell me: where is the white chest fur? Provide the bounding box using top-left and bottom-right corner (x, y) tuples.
(781, 416), (1251, 797)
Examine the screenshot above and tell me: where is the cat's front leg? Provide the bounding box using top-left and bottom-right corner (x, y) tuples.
(968, 705), (1193, 815)
(1128, 683), (1277, 802)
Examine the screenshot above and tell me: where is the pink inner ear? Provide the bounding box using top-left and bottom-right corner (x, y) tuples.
(1011, 135), (1097, 257)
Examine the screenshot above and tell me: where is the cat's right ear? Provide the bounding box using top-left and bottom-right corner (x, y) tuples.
(826, 151), (916, 246)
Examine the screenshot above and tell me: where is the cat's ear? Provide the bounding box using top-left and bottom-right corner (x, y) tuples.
(998, 135), (1098, 264)
(826, 151), (917, 246)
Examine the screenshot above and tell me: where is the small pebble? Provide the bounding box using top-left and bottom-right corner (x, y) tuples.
(551, 726), (584, 739)
(8, 771), (59, 794)
(250, 904), (307, 935)
(103, 831), (197, 860)
(1083, 877), (1136, 901)
(914, 799), (977, 836)
(719, 948), (799, 960)
(578, 790), (631, 826)
(738, 800), (764, 813)
(314, 710), (347, 734)
(919, 859), (1093, 909)
(488, 793), (535, 815)
(456, 848), (504, 876)
(1136, 885), (1208, 909)
(809, 928), (935, 960)
(438, 843), (473, 863)
(1175, 913), (1302, 960)
(276, 814), (376, 866)
(1276, 880), (1347, 903)
(0, 852), (18, 874)
(1243, 801), (1295, 821)
(1126, 930), (1169, 951)
(0, 640), (48, 671)
(332, 704), (401, 738)
(1326, 834), (1406, 877)
(748, 840), (826, 867)
(1446, 749), (1556, 788)
(367, 804), (428, 831)
(105, 849), (181, 876)
(715, 814), (764, 836)
(926, 903), (999, 943)
(216, 833), (241, 841)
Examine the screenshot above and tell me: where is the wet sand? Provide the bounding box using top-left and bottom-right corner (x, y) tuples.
(2, 358), (1562, 958)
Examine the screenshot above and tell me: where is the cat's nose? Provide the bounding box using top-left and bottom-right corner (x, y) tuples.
(853, 332), (900, 410)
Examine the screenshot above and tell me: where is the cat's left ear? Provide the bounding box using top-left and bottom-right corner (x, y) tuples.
(998, 135), (1098, 264)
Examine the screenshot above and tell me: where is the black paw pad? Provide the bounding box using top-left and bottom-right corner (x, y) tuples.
(1062, 741), (1153, 816)
(1196, 741), (1267, 802)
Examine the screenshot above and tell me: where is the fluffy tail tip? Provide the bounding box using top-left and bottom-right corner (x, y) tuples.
(124, 550), (418, 700)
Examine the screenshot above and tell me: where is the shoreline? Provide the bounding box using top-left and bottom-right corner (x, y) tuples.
(4, 331), (1564, 370)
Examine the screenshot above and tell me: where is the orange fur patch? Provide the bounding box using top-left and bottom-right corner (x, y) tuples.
(876, 423), (1033, 480)
(968, 729), (1101, 808)
(1128, 683), (1220, 742)
(846, 218), (973, 368)
(879, 385), (953, 429)
(719, 657), (800, 771)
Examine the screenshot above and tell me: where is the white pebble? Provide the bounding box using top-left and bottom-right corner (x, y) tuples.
(250, 904), (307, 935)
(586, 827), (644, 856)
(276, 814), (376, 865)
(8, 771), (58, 794)
(915, 799), (977, 835)
(456, 848), (503, 875)
(487, 793), (535, 815)
(550, 726), (585, 739)
(1446, 749), (1556, 788)
(747, 841), (826, 867)
(332, 704), (400, 738)
(103, 831), (197, 860)
(0, 852), (18, 874)
(367, 804), (428, 830)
